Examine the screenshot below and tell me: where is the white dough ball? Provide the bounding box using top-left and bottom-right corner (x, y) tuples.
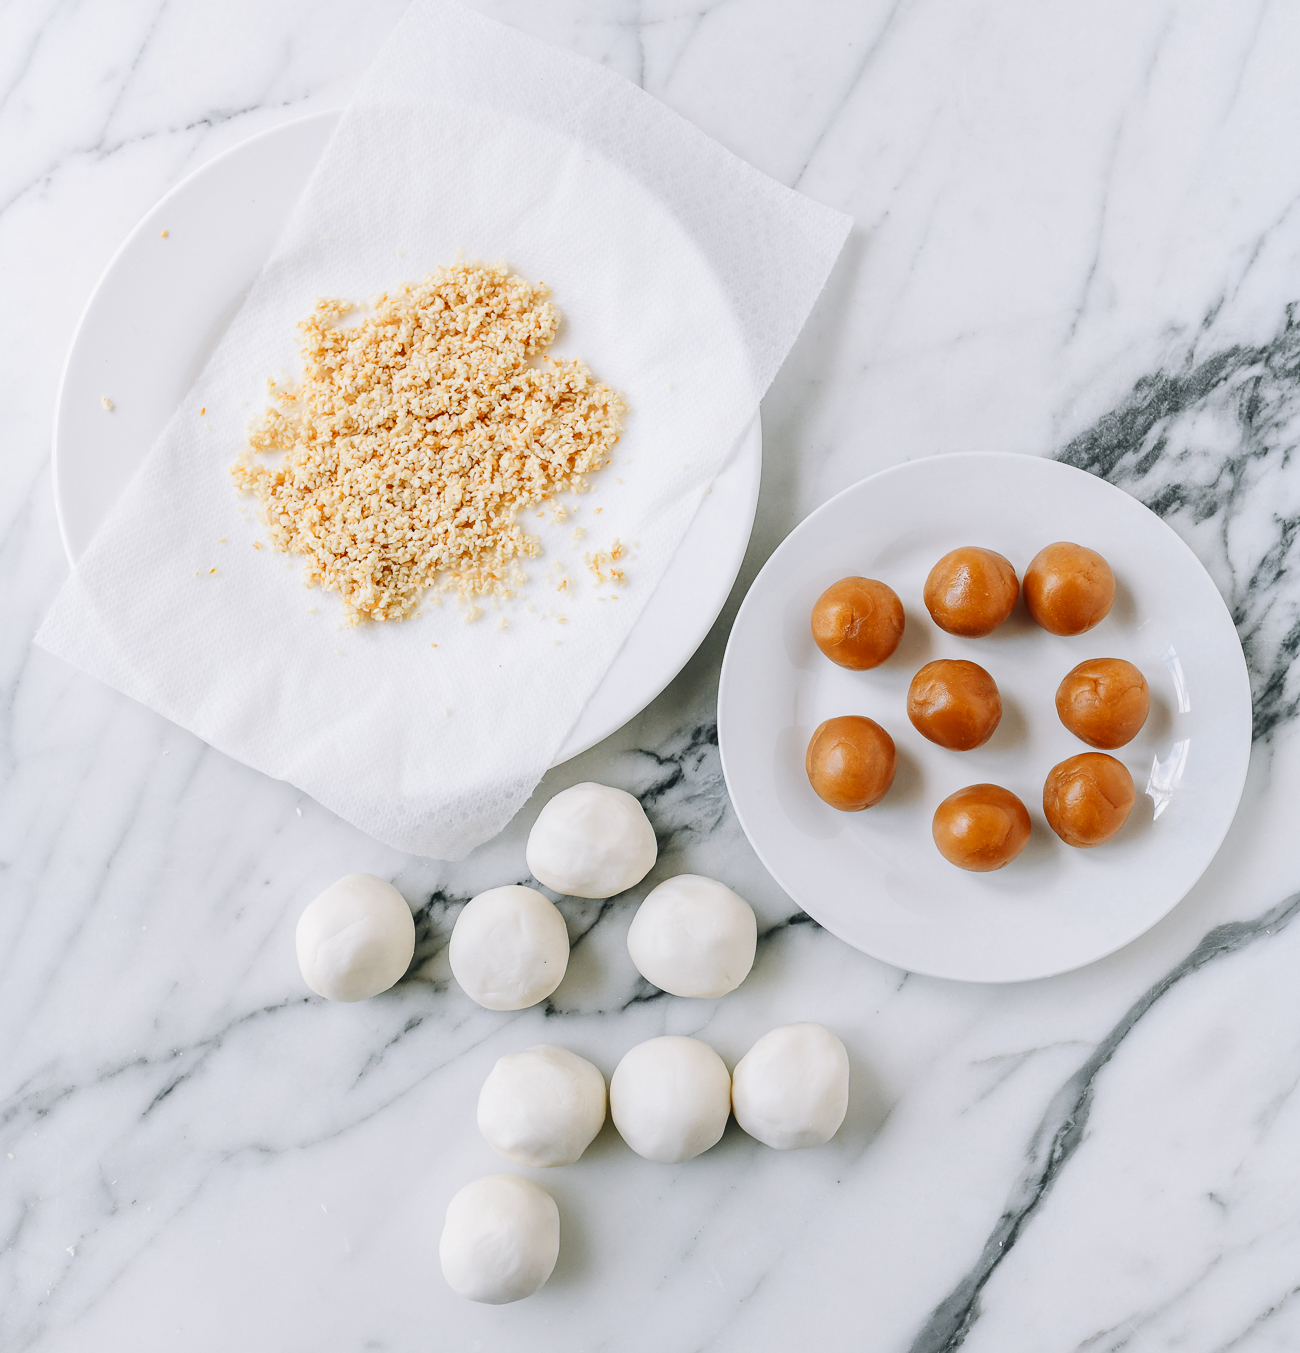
(295, 873), (415, 1002)
(526, 782), (657, 899)
(627, 874), (757, 998)
(449, 886), (569, 1011)
(478, 1045), (607, 1168)
(731, 1023), (850, 1151)
(439, 1175), (560, 1304)
(610, 1036), (731, 1163)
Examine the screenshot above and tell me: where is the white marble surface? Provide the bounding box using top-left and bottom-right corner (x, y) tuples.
(5, 2), (1300, 1350)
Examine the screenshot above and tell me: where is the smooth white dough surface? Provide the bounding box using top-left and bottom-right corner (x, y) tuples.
(14, 2), (1300, 1350)
(626, 874), (757, 998)
(477, 1045), (607, 1168)
(730, 1023), (850, 1151)
(448, 886), (569, 1011)
(439, 1174), (560, 1305)
(609, 1036), (732, 1163)
(526, 782), (657, 898)
(294, 873), (415, 1002)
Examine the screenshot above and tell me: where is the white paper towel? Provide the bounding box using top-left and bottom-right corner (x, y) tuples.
(37, 0), (850, 859)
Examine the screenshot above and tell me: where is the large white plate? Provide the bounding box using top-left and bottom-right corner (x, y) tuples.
(52, 111), (761, 766)
(718, 453), (1252, 983)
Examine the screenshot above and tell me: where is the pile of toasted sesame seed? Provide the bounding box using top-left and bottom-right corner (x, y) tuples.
(231, 261), (623, 624)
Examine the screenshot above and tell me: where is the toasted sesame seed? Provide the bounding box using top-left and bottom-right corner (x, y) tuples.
(231, 262), (623, 625)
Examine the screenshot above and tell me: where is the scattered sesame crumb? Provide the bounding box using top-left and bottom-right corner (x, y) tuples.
(161, 230), (169, 238)
(498, 617), (508, 630)
(444, 708), (451, 716)
(252, 542), (261, 550)
(199, 407), (206, 416)
(101, 397), (114, 411)
(572, 527), (586, 541)
(217, 537), (227, 543)
(431, 643), (438, 648)
(556, 615), (567, 624)
(583, 539), (627, 587)
(208, 567), (217, 574)
(594, 507), (602, 514)
(465, 605), (482, 623)
(616, 478), (623, 484)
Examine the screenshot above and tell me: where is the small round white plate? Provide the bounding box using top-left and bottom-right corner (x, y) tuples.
(52, 111), (761, 766)
(718, 453), (1251, 983)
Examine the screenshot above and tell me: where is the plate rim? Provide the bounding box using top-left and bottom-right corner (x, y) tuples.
(51, 109), (342, 565)
(717, 450), (1253, 984)
(51, 107), (761, 769)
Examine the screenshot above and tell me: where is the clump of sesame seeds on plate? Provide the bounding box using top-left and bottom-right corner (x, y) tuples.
(231, 261), (623, 624)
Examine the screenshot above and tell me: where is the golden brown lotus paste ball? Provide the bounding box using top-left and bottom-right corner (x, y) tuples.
(931, 784), (1032, 872)
(1023, 542), (1115, 636)
(923, 547), (1019, 637)
(1055, 658), (1150, 749)
(907, 660), (1002, 751)
(810, 577), (905, 670)
(1042, 753), (1135, 847)
(805, 716), (897, 812)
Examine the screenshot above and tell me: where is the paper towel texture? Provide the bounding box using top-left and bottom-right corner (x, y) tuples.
(37, 0), (850, 859)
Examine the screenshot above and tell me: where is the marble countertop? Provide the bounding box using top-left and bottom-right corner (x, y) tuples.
(5, 2), (1300, 1350)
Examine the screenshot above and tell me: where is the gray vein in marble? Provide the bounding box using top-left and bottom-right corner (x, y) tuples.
(1067, 119), (1124, 343)
(0, 101), (283, 232)
(0, 5), (58, 119)
(1073, 1252), (1225, 1353)
(964, 1042), (1092, 1112)
(1219, 0), (1270, 125)
(631, 720), (732, 856)
(1215, 1282), (1300, 1352)
(1056, 303), (1300, 739)
(790, 0), (905, 190)
(93, 0), (172, 148)
(907, 886), (1300, 1353)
